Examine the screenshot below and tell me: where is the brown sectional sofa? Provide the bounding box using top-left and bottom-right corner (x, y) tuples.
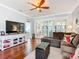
(53, 32), (72, 40)
(41, 32), (79, 59)
(41, 32), (73, 48)
(61, 33), (79, 59)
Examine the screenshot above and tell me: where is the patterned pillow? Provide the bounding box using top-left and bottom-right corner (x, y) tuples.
(71, 34), (77, 45)
(64, 35), (73, 44)
(72, 34), (79, 47)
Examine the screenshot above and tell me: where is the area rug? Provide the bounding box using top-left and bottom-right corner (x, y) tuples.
(24, 47), (63, 59)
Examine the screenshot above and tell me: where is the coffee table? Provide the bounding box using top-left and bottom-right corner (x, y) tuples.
(36, 42), (50, 59)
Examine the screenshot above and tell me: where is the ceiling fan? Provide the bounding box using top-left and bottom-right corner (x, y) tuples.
(28, 0), (50, 12)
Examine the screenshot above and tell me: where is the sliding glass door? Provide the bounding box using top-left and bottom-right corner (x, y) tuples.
(42, 21), (66, 37)
(35, 20), (66, 38)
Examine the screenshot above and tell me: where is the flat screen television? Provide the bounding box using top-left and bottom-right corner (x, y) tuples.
(6, 21), (25, 33)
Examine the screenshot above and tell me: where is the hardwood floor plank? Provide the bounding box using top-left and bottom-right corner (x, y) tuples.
(25, 39), (41, 56)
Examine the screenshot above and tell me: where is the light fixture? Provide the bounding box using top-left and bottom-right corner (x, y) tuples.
(28, 0), (50, 12)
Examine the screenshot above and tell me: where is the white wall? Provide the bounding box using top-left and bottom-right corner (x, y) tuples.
(72, 5), (79, 33)
(0, 5), (30, 33)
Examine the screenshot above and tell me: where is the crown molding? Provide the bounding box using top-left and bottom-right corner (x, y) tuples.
(33, 11), (72, 19)
(0, 3), (31, 18)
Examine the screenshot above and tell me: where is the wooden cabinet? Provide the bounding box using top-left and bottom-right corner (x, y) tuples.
(0, 43), (26, 59)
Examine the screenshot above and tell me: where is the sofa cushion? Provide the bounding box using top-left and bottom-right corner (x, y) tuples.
(72, 34), (79, 47)
(62, 52), (71, 58)
(61, 45), (76, 54)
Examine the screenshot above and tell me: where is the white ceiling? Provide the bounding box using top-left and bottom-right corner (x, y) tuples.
(0, 0), (79, 17)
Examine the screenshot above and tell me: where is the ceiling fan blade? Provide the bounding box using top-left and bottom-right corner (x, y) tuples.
(41, 7), (50, 9)
(30, 7), (37, 10)
(39, 0), (45, 7)
(28, 2), (37, 7)
(30, 8), (42, 12)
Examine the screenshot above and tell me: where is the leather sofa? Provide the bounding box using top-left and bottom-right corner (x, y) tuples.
(61, 33), (79, 59)
(41, 32), (72, 48)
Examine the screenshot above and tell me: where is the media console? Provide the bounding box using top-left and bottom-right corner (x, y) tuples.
(0, 34), (26, 59)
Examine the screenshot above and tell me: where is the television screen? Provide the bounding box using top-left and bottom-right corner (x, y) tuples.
(6, 21), (25, 33)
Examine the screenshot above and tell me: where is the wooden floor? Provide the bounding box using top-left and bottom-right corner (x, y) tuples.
(0, 39), (41, 59)
(25, 39), (41, 56)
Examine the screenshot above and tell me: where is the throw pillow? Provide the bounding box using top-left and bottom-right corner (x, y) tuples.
(71, 34), (77, 45)
(64, 35), (73, 44)
(72, 34), (79, 47)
